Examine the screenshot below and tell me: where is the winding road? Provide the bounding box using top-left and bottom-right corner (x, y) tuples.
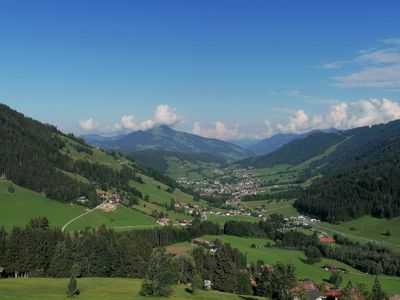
(61, 202), (105, 232)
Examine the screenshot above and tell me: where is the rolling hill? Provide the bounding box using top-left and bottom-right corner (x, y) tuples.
(81, 125), (250, 160)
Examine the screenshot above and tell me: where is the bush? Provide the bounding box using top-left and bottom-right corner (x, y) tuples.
(66, 276), (80, 297)
(328, 272), (342, 288)
(8, 184), (15, 193)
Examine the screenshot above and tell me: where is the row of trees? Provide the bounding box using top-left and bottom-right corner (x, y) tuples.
(0, 217), (299, 299)
(0, 218), (220, 278)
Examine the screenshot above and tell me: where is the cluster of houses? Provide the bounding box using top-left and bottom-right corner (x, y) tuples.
(98, 192), (121, 204)
(283, 215), (320, 228)
(76, 192), (122, 205)
(177, 168), (262, 203)
(291, 280), (343, 300)
(209, 207), (253, 217)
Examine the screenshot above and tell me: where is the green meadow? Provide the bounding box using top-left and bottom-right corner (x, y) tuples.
(0, 181), (85, 230)
(0, 180), (156, 231)
(314, 215), (400, 249)
(65, 204), (156, 231)
(242, 199), (299, 216)
(0, 278), (262, 300)
(206, 214), (260, 226)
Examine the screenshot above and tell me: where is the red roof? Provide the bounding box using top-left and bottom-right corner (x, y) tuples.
(320, 236), (335, 243)
(325, 290), (343, 297)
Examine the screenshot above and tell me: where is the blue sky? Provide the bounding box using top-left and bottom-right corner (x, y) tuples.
(1, 0), (400, 139)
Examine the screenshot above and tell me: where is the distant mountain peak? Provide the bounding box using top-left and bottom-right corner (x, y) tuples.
(82, 125), (251, 160)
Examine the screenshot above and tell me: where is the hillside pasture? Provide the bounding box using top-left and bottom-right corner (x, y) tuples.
(65, 204), (156, 231)
(203, 235), (400, 295)
(0, 278), (262, 300)
(0, 180), (85, 230)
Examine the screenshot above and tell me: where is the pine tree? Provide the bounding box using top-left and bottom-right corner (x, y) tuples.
(49, 242), (72, 277)
(255, 269), (270, 297)
(191, 274), (203, 293)
(66, 275), (80, 297)
(370, 277), (387, 300)
(235, 271), (252, 295)
(212, 244), (236, 293)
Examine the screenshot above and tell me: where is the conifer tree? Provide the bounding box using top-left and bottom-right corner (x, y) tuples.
(212, 244), (236, 293)
(370, 277), (387, 300)
(66, 275), (80, 297)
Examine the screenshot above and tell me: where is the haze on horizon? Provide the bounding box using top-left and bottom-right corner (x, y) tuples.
(1, 0), (400, 140)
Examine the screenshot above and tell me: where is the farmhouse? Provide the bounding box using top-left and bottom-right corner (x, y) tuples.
(77, 196), (88, 204)
(156, 217), (170, 226)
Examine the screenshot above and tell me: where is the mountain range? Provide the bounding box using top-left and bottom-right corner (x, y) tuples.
(82, 125), (341, 160)
(81, 125), (250, 160)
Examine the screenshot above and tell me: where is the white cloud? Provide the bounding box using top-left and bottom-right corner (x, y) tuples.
(104, 104), (182, 133)
(272, 99), (400, 134)
(334, 64), (400, 88)
(192, 121), (244, 140)
(276, 109), (309, 133)
(121, 115), (139, 130)
(325, 37), (400, 88)
(79, 118), (97, 131)
(154, 104), (181, 125)
(263, 120), (274, 138)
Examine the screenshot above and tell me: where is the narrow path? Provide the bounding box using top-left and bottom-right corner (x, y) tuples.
(61, 202), (105, 232)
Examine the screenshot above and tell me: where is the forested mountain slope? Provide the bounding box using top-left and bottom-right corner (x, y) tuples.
(296, 135), (400, 222)
(238, 132), (346, 168)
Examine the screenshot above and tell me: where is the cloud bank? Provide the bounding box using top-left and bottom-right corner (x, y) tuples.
(192, 121), (244, 140)
(274, 98), (400, 134)
(87, 104), (182, 133)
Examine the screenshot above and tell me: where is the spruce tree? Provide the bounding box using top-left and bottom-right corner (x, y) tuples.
(191, 274), (203, 293)
(66, 275), (80, 297)
(370, 277), (387, 300)
(212, 244), (236, 293)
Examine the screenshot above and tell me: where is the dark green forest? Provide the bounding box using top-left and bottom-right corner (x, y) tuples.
(296, 136), (400, 222)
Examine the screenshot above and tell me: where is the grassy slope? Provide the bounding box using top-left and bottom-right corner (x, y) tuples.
(0, 278), (261, 300)
(0, 181), (86, 230)
(66, 204), (157, 231)
(203, 235), (400, 295)
(242, 199), (299, 216)
(314, 215), (400, 249)
(0, 180), (156, 231)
